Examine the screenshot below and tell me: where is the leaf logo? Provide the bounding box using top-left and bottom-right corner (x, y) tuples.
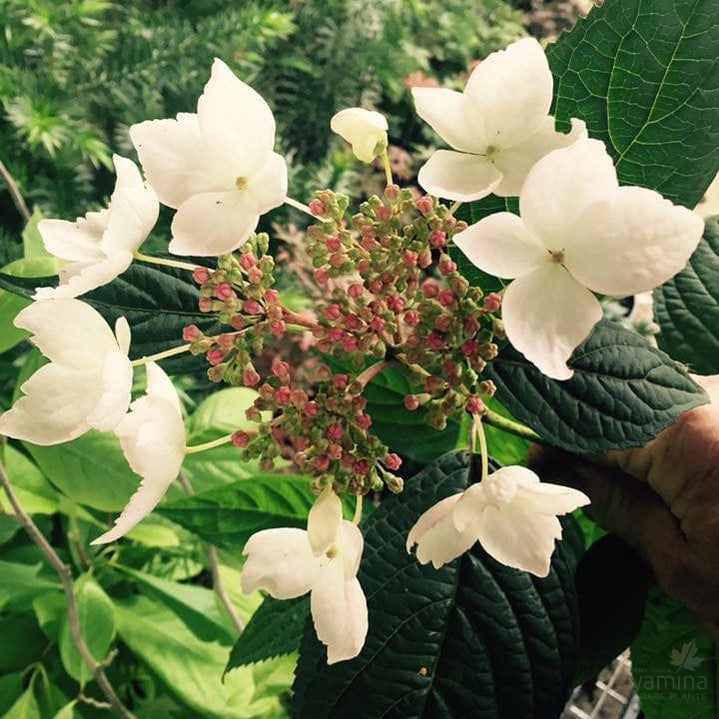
(669, 640), (705, 671)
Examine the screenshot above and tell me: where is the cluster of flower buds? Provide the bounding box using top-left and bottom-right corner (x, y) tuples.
(233, 359), (404, 495)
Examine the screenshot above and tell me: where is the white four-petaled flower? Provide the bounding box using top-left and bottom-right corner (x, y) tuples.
(412, 37), (586, 202)
(407, 466), (590, 577)
(454, 139), (704, 380)
(92, 362), (186, 545)
(130, 58), (287, 257)
(330, 108), (388, 163)
(0, 299), (133, 445)
(242, 487), (368, 664)
(34, 155), (158, 300)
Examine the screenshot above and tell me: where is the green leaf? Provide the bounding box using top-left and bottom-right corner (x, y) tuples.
(487, 320), (707, 453)
(293, 450), (581, 718)
(483, 397), (530, 466)
(654, 217), (719, 374)
(115, 596), (285, 719)
(59, 574), (115, 685)
(22, 207), (48, 259)
(0, 560), (59, 610)
(0, 674), (24, 716)
(361, 364), (462, 464)
(187, 387), (262, 443)
(158, 474), (315, 550)
(547, 0), (719, 208)
(631, 586), (718, 717)
(226, 596), (310, 671)
(0, 613), (47, 672)
(0, 263), (221, 373)
(0, 445), (58, 515)
(2, 685), (41, 719)
(52, 703), (79, 719)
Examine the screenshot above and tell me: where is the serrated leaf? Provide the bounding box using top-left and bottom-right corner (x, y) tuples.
(547, 0), (719, 208)
(226, 596), (310, 671)
(0, 262), (221, 373)
(59, 574), (115, 685)
(631, 586), (718, 717)
(293, 450), (580, 719)
(158, 474), (315, 549)
(654, 217), (719, 374)
(486, 320), (707, 453)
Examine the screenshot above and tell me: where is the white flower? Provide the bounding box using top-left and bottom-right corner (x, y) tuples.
(34, 155), (158, 300)
(454, 139), (704, 380)
(91, 362), (186, 545)
(241, 487), (368, 664)
(330, 108), (388, 163)
(0, 299), (133, 445)
(412, 37), (587, 202)
(130, 58), (287, 257)
(407, 466), (590, 577)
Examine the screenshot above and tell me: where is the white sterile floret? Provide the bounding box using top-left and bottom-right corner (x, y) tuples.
(412, 37), (587, 202)
(34, 155), (158, 300)
(407, 466), (590, 577)
(330, 108), (389, 163)
(241, 487), (368, 664)
(0, 299), (133, 445)
(91, 362), (186, 545)
(130, 58), (287, 257)
(454, 138), (704, 380)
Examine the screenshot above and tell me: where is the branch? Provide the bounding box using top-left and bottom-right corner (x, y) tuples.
(0, 160), (31, 221)
(0, 440), (137, 719)
(178, 473), (245, 634)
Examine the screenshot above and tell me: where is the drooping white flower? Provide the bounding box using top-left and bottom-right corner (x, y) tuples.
(91, 362), (186, 545)
(331, 108), (388, 163)
(130, 58), (287, 257)
(412, 37), (587, 202)
(407, 466), (590, 577)
(0, 299), (133, 445)
(454, 139), (704, 380)
(242, 487), (368, 664)
(34, 155), (158, 300)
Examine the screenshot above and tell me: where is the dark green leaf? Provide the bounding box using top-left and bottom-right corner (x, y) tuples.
(547, 0), (719, 208)
(487, 320), (707, 453)
(158, 474), (315, 550)
(654, 217), (719, 374)
(226, 595), (310, 671)
(0, 262), (221, 373)
(0, 560), (59, 610)
(293, 450), (580, 719)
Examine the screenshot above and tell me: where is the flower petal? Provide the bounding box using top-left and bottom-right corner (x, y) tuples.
(85, 347), (134, 432)
(492, 118), (587, 197)
(453, 212), (546, 278)
(564, 186), (704, 296)
(130, 113), (232, 208)
(407, 494), (477, 569)
(169, 190), (259, 257)
(417, 150), (502, 202)
(114, 317), (131, 357)
(241, 528), (320, 598)
(502, 263), (603, 380)
(34, 254), (133, 301)
(197, 58), (276, 176)
(311, 564), (368, 665)
(307, 487), (343, 556)
(477, 502), (563, 577)
(246, 152), (288, 214)
(465, 38), (553, 148)
(331, 108), (388, 163)
(0, 364), (100, 445)
(38, 213), (108, 263)
(337, 520), (364, 579)
(519, 139), (618, 250)
(412, 88), (487, 154)
(14, 298), (119, 368)
(515, 482), (590, 517)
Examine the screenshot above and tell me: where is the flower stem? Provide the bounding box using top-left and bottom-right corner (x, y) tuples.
(184, 433), (234, 455)
(471, 414), (489, 483)
(285, 196), (315, 217)
(482, 408), (542, 444)
(352, 494), (363, 525)
(131, 343), (192, 367)
(356, 359), (392, 389)
(449, 200), (462, 215)
(381, 150), (393, 186)
(133, 251), (200, 272)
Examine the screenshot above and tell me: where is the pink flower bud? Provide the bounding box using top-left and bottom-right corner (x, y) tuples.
(344, 314), (361, 330)
(290, 389), (308, 408)
(356, 413), (372, 430)
(463, 316), (480, 335)
(353, 459), (370, 476)
(242, 366), (261, 387)
(264, 288), (279, 303)
(329, 327), (345, 342)
(326, 235), (341, 252)
(422, 280), (439, 298)
(243, 299), (262, 315)
(193, 267), (211, 285)
(309, 198), (326, 216)
(328, 443), (343, 460)
(231, 430), (250, 447)
(207, 347), (225, 366)
(259, 383), (275, 400)
(214, 283), (234, 301)
(272, 358), (290, 379)
(332, 374), (349, 390)
(304, 401), (319, 418)
(183, 324), (202, 342)
(342, 336), (358, 352)
(357, 259), (372, 275)
(314, 268), (330, 285)
(439, 258), (457, 276)
(198, 297), (213, 313)
(404, 310), (420, 327)
(417, 248), (432, 268)
(275, 386), (291, 405)
(462, 339), (478, 356)
(416, 195), (434, 215)
(329, 253), (344, 268)
(370, 316), (386, 332)
(247, 267), (263, 284)
(239, 253), (256, 269)
(424, 376), (443, 393)
(438, 290), (455, 307)
(403, 250), (418, 267)
(483, 292), (502, 312)
(384, 452), (402, 470)
(404, 394), (420, 411)
(325, 303), (342, 320)
(326, 423), (343, 441)
(466, 396), (485, 414)
(427, 332), (445, 351)
(435, 315), (451, 332)
(429, 230), (447, 248)
(376, 205), (392, 222)
(314, 455), (330, 471)
(387, 295), (404, 312)
(230, 315), (246, 329)
(348, 283), (364, 298)
(385, 184), (400, 201)
(361, 236), (377, 252)
(368, 280), (383, 294)
(269, 319), (286, 336)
